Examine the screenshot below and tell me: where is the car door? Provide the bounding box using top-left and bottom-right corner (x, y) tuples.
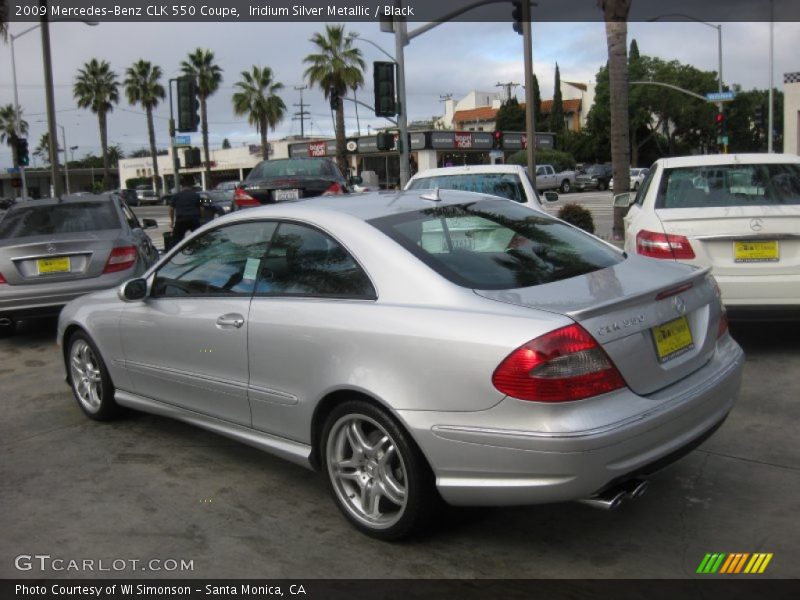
(623, 164), (660, 253)
(119, 201), (158, 267)
(246, 221), (377, 442)
(118, 220), (277, 425)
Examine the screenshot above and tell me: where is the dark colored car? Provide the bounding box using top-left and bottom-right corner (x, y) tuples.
(576, 164), (613, 191)
(233, 158), (349, 209)
(116, 189), (139, 207)
(201, 180), (238, 217)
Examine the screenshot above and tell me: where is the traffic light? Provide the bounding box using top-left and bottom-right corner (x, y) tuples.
(715, 111), (725, 135)
(183, 147), (201, 168)
(493, 130), (503, 149)
(376, 132), (394, 152)
(511, 1), (523, 35)
(177, 77), (200, 133)
(329, 90), (340, 111)
(373, 61), (397, 118)
(15, 138), (29, 167)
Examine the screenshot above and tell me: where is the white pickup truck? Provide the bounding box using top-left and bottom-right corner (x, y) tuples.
(535, 164), (577, 193)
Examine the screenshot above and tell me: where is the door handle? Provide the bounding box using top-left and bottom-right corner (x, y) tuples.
(216, 314), (245, 329)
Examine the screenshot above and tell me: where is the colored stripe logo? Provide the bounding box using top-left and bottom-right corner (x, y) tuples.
(697, 553), (773, 574)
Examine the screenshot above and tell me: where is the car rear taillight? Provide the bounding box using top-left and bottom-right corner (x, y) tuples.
(321, 182), (344, 196)
(636, 229), (695, 260)
(709, 275), (729, 339)
(0, 272), (6, 284)
(492, 324), (626, 402)
(103, 246), (137, 274)
(233, 186), (260, 207)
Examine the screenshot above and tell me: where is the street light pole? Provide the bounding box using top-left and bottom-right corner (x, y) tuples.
(522, 0), (536, 180)
(40, 11), (62, 197)
(768, 0), (774, 153)
(394, 18), (410, 189)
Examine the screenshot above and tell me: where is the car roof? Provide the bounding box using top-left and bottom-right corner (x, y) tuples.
(409, 164), (526, 180)
(656, 153), (800, 169)
(226, 188), (515, 223)
(6, 194), (118, 208)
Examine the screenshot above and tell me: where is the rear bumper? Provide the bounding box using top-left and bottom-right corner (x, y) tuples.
(397, 335), (744, 506)
(0, 270), (133, 321)
(715, 272), (800, 311)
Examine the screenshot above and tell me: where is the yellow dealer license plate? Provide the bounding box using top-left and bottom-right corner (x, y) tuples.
(734, 240), (779, 263)
(37, 256), (70, 274)
(652, 316), (694, 363)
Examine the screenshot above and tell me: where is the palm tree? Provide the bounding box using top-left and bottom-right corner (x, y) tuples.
(124, 60), (166, 193)
(599, 0), (632, 239)
(180, 48), (223, 188)
(0, 103), (29, 165)
(232, 66), (286, 160)
(303, 25), (365, 174)
(74, 58), (119, 190)
(34, 132), (61, 165)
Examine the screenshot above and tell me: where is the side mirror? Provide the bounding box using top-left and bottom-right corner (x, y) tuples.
(141, 218), (157, 229)
(543, 191), (559, 203)
(613, 192), (634, 208)
(118, 278), (148, 302)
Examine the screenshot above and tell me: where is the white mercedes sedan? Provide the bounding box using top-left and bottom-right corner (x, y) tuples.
(617, 154), (800, 319)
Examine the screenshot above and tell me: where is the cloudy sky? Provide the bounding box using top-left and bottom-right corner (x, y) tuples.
(1, 18), (798, 166)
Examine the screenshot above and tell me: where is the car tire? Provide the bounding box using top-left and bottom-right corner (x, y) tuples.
(598, 181), (607, 191)
(67, 332), (119, 421)
(321, 399), (438, 541)
(560, 180), (571, 193)
(0, 319), (16, 338)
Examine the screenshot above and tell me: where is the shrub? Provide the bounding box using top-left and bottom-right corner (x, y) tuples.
(557, 203), (595, 234)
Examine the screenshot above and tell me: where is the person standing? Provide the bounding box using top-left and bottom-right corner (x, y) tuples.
(168, 177), (202, 250)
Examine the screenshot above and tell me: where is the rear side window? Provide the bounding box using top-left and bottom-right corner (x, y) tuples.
(255, 222), (376, 299)
(407, 173), (526, 203)
(369, 200), (621, 290)
(0, 202), (119, 238)
(656, 163), (800, 208)
(249, 159), (330, 179)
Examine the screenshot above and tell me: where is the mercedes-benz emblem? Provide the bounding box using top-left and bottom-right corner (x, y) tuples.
(46, 244), (56, 254)
(673, 296), (687, 315)
(750, 218), (763, 232)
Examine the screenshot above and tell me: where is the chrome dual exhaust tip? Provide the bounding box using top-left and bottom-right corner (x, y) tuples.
(577, 478), (649, 511)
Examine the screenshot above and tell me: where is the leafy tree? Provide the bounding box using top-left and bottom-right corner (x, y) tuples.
(124, 60), (165, 193)
(726, 88), (784, 153)
(549, 64), (565, 134)
(495, 97), (525, 131)
(0, 103), (29, 166)
(34, 132), (61, 165)
(181, 48), (223, 187)
(232, 66), (286, 160)
(530, 73), (543, 129)
(222, 138), (231, 149)
(73, 58), (119, 190)
(304, 25), (365, 174)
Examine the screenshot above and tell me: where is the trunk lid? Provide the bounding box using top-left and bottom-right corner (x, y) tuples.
(0, 230), (124, 285)
(656, 205), (800, 276)
(241, 177), (339, 204)
(476, 256), (723, 395)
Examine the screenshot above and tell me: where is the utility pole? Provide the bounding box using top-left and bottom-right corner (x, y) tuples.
(495, 82), (520, 103)
(521, 1), (537, 180)
(293, 85), (310, 139)
(168, 78), (180, 194)
(767, 0), (774, 153)
(40, 8), (62, 197)
(394, 15), (410, 188)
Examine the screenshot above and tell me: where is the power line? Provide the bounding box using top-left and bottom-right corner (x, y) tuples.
(292, 85), (310, 139)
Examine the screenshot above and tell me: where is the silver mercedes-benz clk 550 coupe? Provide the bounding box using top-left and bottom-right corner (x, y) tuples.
(57, 189), (744, 540)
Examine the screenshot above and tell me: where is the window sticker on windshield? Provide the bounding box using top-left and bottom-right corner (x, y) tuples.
(243, 258), (260, 281)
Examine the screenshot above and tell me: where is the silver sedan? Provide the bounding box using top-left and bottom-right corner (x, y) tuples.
(57, 190), (744, 540)
(0, 194), (159, 334)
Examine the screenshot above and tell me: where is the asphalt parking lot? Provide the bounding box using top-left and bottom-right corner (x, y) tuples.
(1, 317), (798, 579)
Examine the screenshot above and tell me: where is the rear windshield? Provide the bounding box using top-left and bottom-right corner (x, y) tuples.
(0, 202), (120, 239)
(657, 163), (800, 208)
(368, 200), (622, 290)
(406, 173), (527, 203)
(249, 159), (336, 179)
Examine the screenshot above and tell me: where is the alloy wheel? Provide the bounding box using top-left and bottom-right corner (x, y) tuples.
(69, 339), (104, 413)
